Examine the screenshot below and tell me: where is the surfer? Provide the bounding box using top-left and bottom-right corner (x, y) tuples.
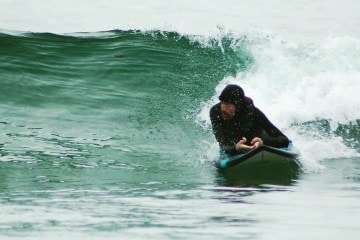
(210, 84), (290, 156)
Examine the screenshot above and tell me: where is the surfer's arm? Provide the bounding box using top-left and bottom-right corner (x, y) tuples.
(211, 120), (237, 155)
(256, 109), (289, 148)
(210, 105), (237, 155)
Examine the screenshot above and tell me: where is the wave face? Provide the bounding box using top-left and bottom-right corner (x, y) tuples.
(1, 26), (360, 239)
(1, 31), (360, 169)
(0, 30), (251, 165)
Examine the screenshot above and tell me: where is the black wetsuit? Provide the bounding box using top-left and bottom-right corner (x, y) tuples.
(210, 102), (289, 156)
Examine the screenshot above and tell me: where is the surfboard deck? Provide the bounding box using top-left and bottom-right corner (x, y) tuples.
(216, 145), (301, 183)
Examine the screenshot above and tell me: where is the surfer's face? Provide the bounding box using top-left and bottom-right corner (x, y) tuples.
(220, 101), (236, 120)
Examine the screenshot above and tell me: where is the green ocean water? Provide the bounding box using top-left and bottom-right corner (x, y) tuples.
(0, 30), (360, 239)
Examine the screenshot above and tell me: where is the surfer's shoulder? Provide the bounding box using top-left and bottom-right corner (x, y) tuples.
(210, 103), (221, 115)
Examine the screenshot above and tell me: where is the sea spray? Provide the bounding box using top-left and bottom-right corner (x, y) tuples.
(197, 34), (360, 171)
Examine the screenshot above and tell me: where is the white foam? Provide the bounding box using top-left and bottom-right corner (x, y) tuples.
(198, 34), (360, 170)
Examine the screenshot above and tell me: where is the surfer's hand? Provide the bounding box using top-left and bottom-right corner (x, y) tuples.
(235, 137), (253, 151)
(251, 137), (263, 149)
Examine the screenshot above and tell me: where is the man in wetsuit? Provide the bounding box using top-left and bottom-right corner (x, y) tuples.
(210, 84), (289, 157)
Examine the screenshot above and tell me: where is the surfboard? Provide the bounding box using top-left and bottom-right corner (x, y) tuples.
(216, 145), (301, 182)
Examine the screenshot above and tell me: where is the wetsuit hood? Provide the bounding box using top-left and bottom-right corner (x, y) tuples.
(219, 84), (245, 107)
(219, 84), (253, 115)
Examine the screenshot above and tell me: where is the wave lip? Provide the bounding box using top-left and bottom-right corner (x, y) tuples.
(1, 0), (360, 43)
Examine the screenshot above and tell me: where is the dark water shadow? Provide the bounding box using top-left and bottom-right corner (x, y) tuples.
(204, 164), (302, 205)
(214, 161), (302, 188)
